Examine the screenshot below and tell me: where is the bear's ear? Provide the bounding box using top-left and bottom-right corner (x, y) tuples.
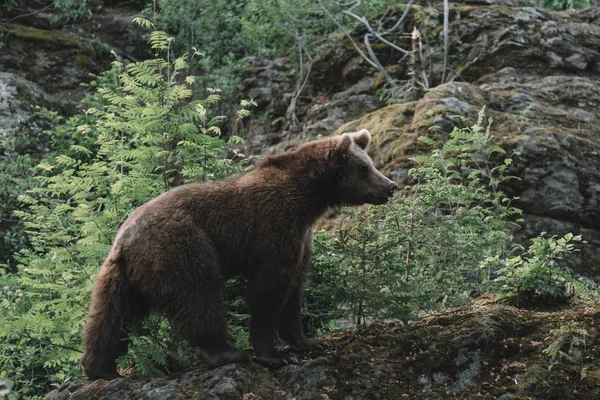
(330, 133), (352, 158)
(351, 129), (372, 150)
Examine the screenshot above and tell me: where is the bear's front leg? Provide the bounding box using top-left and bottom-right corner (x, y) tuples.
(245, 276), (299, 368)
(278, 287), (331, 352)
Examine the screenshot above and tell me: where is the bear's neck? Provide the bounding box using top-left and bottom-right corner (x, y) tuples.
(282, 166), (340, 226)
(251, 164), (338, 228)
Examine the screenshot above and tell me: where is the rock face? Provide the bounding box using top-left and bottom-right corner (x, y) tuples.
(237, 60), (382, 154)
(0, 2), (147, 116)
(45, 301), (600, 399)
(0, 72), (56, 137)
(240, 1), (600, 279)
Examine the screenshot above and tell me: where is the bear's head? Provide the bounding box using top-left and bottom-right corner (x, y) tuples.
(260, 129), (397, 206)
(326, 129), (397, 206)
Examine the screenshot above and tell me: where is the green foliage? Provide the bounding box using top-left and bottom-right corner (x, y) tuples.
(310, 109), (521, 326)
(535, 0), (591, 10)
(51, 0), (92, 23)
(542, 322), (589, 367)
(0, 22), (253, 397)
(0, 137), (35, 270)
(0, 106), (70, 271)
(1, 0), (92, 23)
(0, 372), (17, 400)
(223, 278), (252, 350)
(492, 233), (587, 306)
(242, 0), (399, 58)
(1, 0), (21, 12)
(150, 0), (250, 99)
(116, 314), (191, 377)
(151, 0), (401, 100)
(155, 0), (251, 62)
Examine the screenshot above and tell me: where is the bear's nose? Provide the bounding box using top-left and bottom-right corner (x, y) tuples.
(388, 182), (398, 193)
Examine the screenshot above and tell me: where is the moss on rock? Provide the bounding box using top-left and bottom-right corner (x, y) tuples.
(2, 23), (81, 48)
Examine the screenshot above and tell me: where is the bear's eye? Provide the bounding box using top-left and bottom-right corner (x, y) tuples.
(359, 165), (370, 175)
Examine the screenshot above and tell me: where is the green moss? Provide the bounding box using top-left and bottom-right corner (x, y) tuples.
(241, 363), (280, 398)
(74, 54), (92, 68)
(371, 65), (409, 90)
(336, 103), (421, 174)
(519, 364), (553, 395)
(3, 23), (81, 48)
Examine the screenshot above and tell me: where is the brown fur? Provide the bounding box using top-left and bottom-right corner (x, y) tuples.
(81, 131), (396, 379)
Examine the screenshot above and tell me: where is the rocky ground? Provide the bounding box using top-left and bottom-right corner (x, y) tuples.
(46, 298), (600, 400)
(0, 0), (147, 135)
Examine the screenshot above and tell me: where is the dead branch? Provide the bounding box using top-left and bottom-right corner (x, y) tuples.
(442, 0), (449, 84)
(364, 33), (396, 86)
(317, 0), (383, 73)
(342, 10), (410, 55)
(286, 37), (313, 132)
(411, 27), (425, 99)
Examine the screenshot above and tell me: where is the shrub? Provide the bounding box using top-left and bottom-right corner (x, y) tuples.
(492, 233), (587, 306)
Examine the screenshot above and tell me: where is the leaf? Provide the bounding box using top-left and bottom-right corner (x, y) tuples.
(564, 232), (573, 242)
(132, 17), (154, 29)
(417, 136), (436, 146)
(150, 31), (170, 50)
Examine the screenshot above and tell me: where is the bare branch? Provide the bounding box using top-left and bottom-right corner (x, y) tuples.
(266, 5), (314, 129)
(317, 0), (381, 71)
(417, 29), (429, 90)
(442, 0), (449, 84)
(386, 0), (415, 33)
(364, 34), (396, 86)
(335, 0), (361, 13)
(286, 40), (313, 131)
(8, 4), (53, 22)
(411, 27), (425, 99)
(342, 10), (409, 55)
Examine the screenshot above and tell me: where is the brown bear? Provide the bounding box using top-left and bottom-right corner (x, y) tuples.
(81, 129), (397, 380)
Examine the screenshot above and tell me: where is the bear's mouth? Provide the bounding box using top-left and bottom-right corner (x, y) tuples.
(367, 192), (393, 205)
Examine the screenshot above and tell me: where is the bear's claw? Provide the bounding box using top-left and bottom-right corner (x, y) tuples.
(295, 338), (332, 352)
(255, 352), (299, 368)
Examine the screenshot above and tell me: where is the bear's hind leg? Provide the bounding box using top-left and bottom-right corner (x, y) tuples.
(82, 259), (148, 380)
(165, 281), (250, 366)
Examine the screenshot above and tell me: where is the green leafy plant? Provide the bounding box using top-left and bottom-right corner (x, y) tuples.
(493, 233), (585, 306)
(542, 322), (589, 369)
(116, 314), (192, 377)
(0, 17), (253, 397)
(0, 373), (17, 400)
(0, 137), (35, 270)
(51, 0), (92, 23)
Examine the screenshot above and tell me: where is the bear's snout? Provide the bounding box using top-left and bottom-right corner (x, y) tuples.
(365, 179), (397, 205)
